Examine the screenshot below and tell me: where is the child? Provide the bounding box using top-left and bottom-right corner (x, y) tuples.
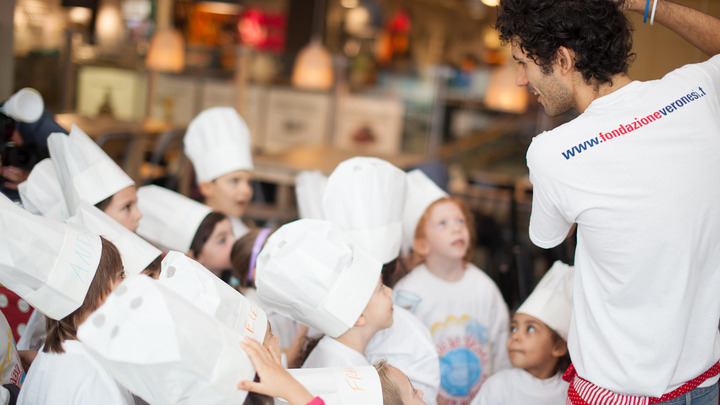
(255, 219), (394, 369)
(48, 125), (141, 232)
(472, 261), (573, 405)
(137, 185), (236, 279)
(394, 169), (511, 404)
(375, 360), (427, 405)
(184, 107), (254, 238)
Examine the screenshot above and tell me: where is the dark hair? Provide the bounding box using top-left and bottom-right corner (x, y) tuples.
(551, 330), (572, 375)
(242, 374), (274, 405)
(412, 196), (476, 267)
(45, 237), (123, 354)
(95, 195), (113, 212)
(495, 0), (635, 87)
(141, 254), (163, 279)
(374, 361), (403, 405)
(230, 228), (270, 288)
(189, 211), (227, 257)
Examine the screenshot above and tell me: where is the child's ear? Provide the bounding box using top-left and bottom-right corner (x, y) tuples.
(551, 338), (568, 358)
(354, 313), (367, 327)
(413, 237), (430, 256)
(198, 181), (214, 198)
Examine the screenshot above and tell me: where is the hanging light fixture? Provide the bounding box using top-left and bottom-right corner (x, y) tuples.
(484, 62), (528, 114)
(291, 0), (333, 90)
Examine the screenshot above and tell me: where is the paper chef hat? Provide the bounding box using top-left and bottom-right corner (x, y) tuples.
(284, 366), (383, 405)
(517, 260), (574, 341)
(322, 157), (406, 264)
(18, 158), (69, 221)
(184, 107), (254, 183)
(47, 125), (134, 208)
(77, 275), (255, 405)
(136, 185), (213, 253)
(158, 251), (268, 343)
(402, 169), (448, 254)
(255, 219), (382, 338)
(0, 194), (102, 320)
(295, 170), (327, 220)
(67, 203), (161, 277)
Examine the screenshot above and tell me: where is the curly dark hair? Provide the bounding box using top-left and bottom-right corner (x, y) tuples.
(495, 0), (636, 86)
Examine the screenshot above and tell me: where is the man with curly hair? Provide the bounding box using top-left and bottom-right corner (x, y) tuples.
(496, 0), (720, 404)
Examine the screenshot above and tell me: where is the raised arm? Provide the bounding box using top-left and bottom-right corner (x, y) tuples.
(623, 0), (720, 56)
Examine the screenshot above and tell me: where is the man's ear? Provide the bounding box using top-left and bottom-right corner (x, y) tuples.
(556, 46), (575, 75)
(413, 237), (430, 256)
(199, 181), (214, 199)
(355, 313), (367, 327)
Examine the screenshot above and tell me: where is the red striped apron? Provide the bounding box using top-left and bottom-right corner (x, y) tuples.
(563, 362), (720, 405)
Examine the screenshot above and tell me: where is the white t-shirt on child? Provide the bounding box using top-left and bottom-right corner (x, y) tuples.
(394, 263), (511, 404)
(302, 336), (370, 369)
(471, 368), (568, 405)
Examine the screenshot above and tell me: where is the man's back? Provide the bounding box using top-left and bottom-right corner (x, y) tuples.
(527, 55), (720, 396)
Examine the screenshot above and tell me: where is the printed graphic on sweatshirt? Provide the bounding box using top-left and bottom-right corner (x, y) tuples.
(432, 315), (490, 405)
(560, 87), (708, 160)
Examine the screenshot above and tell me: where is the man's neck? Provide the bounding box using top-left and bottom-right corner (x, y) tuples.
(575, 73), (632, 113)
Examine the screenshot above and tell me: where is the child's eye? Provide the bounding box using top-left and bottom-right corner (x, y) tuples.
(510, 326), (517, 333)
(527, 326), (536, 333)
(219, 237), (226, 244)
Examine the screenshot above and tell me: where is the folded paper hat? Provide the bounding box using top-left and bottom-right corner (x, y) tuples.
(322, 157), (406, 264)
(517, 260), (574, 341)
(366, 305), (440, 401)
(295, 170), (327, 220)
(184, 107), (254, 183)
(0, 194), (102, 320)
(284, 366), (383, 405)
(255, 219), (382, 338)
(67, 203), (161, 277)
(401, 169), (448, 254)
(47, 125), (134, 208)
(77, 275), (255, 405)
(136, 185), (212, 253)
(158, 251), (268, 343)
(18, 158), (69, 221)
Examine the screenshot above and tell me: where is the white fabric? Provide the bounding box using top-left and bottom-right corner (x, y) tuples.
(0, 312), (22, 385)
(67, 203), (161, 277)
(136, 185), (212, 253)
(516, 261), (574, 341)
(283, 365), (383, 405)
(184, 107), (254, 183)
(526, 55), (720, 396)
(15, 309), (46, 351)
(402, 169), (448, 254)
(0, 386), (9, 405)
(18, 158), (68, 221)
(302, 335), (370, 369)
(77, 275), (255, 405)
(158, 251), (268, 343)
(295, 170), (327, 220)
(256, 219), (382, 338)
(394, 263), (511, 403)
(47, 125), (134, 208)
(322, 157), (406, 264)
(0, 194), (102, 320)
(471, 368), (568, 405)
(230, 215), (249, 239)
(366, 305), (440, 405)
(17, 340), (133, 405)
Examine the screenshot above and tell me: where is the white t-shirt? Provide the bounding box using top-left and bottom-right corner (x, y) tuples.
(366, 305), (440, 405)
(394, 263), (511, 404)
(527, 55), (720, 396)
(18, 340), (134, 405)
(471, 368), (568, 405)
(302, 336), (370, 369)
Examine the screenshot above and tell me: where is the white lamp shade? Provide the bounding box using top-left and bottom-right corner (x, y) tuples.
(146, 29), (185, 73)
(291, 39), (334, 90)
(484, 62), (528, 114)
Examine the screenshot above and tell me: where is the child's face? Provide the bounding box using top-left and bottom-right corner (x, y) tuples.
(200, 170), (253, 219)
(361, 277), (394, 332)
(507, 312), (565, 379)
(103, 186), (142, 233)
(388, 365), (426, 405)
(195, 218), (236, 274)
(415, 200), (469, 261)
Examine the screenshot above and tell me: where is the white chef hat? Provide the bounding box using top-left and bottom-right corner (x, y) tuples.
(295, 170), (327, 220)
(285, 366), (383, 405)
(67, 203), (161, 277)
(517, 260), (574, 341)
(255, 219), (382, 338)
(47, 125), (134, 208)
(18, 158), (69, 221)
(184, 107), (254, 183)
(322, 157), (406, 264)
(136, 185), (213, 253)
(77, 275), (255, 405)
(0, 194), (102, 320)
(402, 169), (448, 254)
(158, 251), (268, 343)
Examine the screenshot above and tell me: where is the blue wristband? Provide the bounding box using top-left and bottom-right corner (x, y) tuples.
(643, 0), (650, 23)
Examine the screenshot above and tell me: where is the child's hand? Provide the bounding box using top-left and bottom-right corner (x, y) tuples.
(238, 337), (315, 405)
